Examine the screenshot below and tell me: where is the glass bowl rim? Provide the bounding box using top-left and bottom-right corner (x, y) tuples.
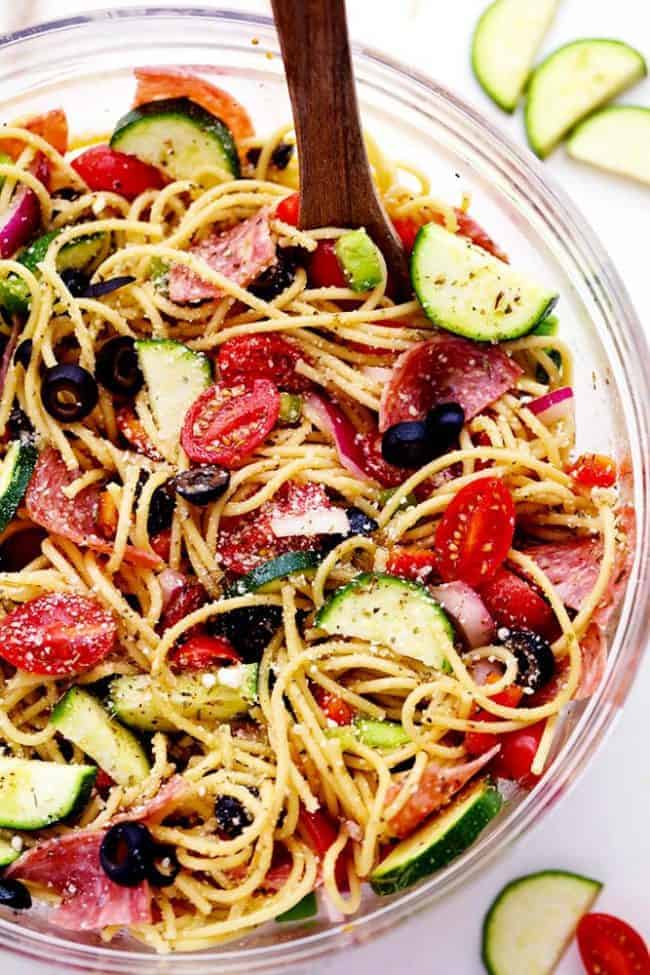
(0, 7), (648, 973)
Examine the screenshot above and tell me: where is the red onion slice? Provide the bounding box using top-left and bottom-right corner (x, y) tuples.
(271, 507), (350, 538)
(430, 581), (496, 649)
(0, 186), (41, 258)
(159, 568), (186, 608)
(527, 386), (574, 425)
(304, 391), (371, 482)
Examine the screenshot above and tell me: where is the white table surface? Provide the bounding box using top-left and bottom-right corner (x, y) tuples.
(1, 2), (649, 972)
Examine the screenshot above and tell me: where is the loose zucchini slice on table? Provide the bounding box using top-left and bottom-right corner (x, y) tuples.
(316, 572), (455, 671)
(567, 106), (650, 186)
(111, 97), (240, 185)
(0, 439), (38, 534)
(0, 757), (96, 830)
(51, 687), (151, 787)
(525, 39), (647, 158)
(472, 0), (560, 113)
(411, 223), (558, 342)
(482, 869), (603, 975)
(107, 664), (259, 732)
(370, 778), (502, 895)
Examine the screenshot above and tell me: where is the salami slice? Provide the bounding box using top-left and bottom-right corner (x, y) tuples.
(386, 745), (500, 838)
(6, 777), (189, 931)
(218, 480), (332, 575)
(25, 448), (161, 569)
(169, 208), (277, 304)
(574, 623), (607, 700)
(524, 537), (601, 612)
(378, 334), (522, 432)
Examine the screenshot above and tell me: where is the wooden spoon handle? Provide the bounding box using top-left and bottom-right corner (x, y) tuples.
(271, 0), (372, 229)
(271, 0), (410, 295)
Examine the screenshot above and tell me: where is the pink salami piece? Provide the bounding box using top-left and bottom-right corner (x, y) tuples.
(25, 448), (160, 569)
(386, 745), (500, 839)
(574, 623), (607, 700)
(169, 207), (277, 303)
(7, 832), (152, 931)
(378, 334), (522, 432)
(6, 777), (189, 932)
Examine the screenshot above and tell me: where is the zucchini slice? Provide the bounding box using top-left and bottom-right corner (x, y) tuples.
(111, 97), (240, 186)
(107, 664), (259, 732)
(276, 891), (318, 923)
(411, 223), (557, 341)
(135, 338), (212, 445)
(370, 778), (502, 895)
(327, 717), (410, 751)
(228, 550), (321, 597)
(472, 0), (560, 113)
(0, 440), (38, 534)
(334, 229), (383, 292)
(567, 105), (650, 186)
(0, 757), (96, 830)
(525, 39), (647, 158)
(482, 869), (603, 975)
(51, 687), (151, 787)
(315, 572), (455, 670)
(0, 838), (19, 867)
(0, 230), (107, 316)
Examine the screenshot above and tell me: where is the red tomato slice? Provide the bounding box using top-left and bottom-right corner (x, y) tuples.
(150, 529), (172, 562)
(434, 477), (515, 587)
(217, 334), (310, 393)
(134, 67), (254, 145)
(181, 380), (280, 468)
(465, 684), (523, 757)
(569, 453), (617, 490)
(391, 217), (420, 253)
(386, 547), (440, 585)
(160, 579), (207, 634)
(219, 481), (332, 575)
(0, 593), (116, 676)
(308, 240), (347, 288)
(312, 685), (354, 726)
(170, 633), (241, 670)
(491, 720), (545, 787)
(71, 146), (166, 200)
(0, 108), (68, 158)
(275, 192), (300, 227)
(478, 567), (558, 640)
(116, 406), (163, 461)
(299, 807), (348, 889)
(578, 914), (650, 975)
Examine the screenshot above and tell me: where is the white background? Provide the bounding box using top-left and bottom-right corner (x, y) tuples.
(1, 2), (649, 973)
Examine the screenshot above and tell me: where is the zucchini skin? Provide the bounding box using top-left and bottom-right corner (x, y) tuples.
(111, 97), (240, 181)
(0, 440), (38, 534)
(370, 781), (502, 895)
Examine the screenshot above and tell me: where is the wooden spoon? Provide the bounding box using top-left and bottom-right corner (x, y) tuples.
(270, 0), (411, 297)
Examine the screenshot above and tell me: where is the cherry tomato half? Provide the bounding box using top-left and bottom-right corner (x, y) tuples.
(217, 334), (310, 392)
(312, 684), (354, 726)
(465, 684), (524, 757)
(569, 453), (617, 490)
(71, 146), (166, 201)
(160, 579), (207, 634)
(170, 633), (241, 670)
(299, 807), (348, 889)
(478, 567), (558, 641)
(386, 547), (440, 585)
(434, 477), (516, 588)
(308, 240), (347, 288)
(491, 720), (545, 788)
(577, 913), (650, 975)
(391, 217), (420, 253)
(181, 380), (280, 468)
(0, 593), (116, 676)
(275, 192), (300, 227)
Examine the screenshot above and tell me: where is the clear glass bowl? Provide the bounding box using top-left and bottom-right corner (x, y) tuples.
(0, 8), (648, 974)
